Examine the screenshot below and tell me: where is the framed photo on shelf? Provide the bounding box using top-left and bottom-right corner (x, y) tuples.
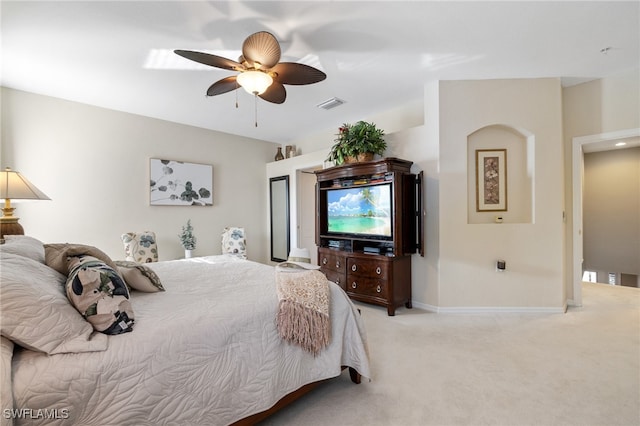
(149, 158), (213, 206)
(476, 149), (507, 212)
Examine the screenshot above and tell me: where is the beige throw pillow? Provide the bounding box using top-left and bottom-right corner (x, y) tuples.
(0, 235), (46, 263)
(115, 260), (165, 292)
(44, 243), (120, 275)
(0, 252), (108, 354)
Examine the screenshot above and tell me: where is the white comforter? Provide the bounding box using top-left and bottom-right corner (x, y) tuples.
(11, 256), (370, 425)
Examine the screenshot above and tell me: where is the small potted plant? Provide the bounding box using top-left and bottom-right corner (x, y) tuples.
(326, 121), (386, 166)
(179, 219), (197, 258)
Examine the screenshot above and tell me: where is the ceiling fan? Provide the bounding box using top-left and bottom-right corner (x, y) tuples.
(174, 31), (326, 105)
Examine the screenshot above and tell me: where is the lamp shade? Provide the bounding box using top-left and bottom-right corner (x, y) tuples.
(0, 168), (50, 201)
(0, 167), (50, 238)
(236, 70), (273, 95)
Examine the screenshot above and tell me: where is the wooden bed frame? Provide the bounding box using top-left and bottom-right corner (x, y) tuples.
(232, 367), (361, 425)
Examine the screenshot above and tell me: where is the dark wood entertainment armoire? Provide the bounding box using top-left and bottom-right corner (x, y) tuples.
(315, 157), (423, 316)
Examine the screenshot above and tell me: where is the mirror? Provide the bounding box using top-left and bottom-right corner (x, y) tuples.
(270, 175), (290, 262)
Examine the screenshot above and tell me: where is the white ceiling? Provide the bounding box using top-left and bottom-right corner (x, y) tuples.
(2, 1), (638, 145)
(582, 136), (640, 153)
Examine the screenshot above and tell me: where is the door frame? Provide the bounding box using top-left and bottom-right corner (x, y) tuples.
(296, 168), (321, 265)
(571, 128), (640, 306)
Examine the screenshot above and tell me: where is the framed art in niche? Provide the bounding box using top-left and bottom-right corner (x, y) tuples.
(476, 149), (507, 212)
(150, 159), (213, 206)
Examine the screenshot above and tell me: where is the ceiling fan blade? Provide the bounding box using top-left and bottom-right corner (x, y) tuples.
(242, 31), (281, 69)
(207, 76), (239, 96)
(174, 50), (241, 71)
(270, 62), (327, 85)
(258, 81), (286, 104)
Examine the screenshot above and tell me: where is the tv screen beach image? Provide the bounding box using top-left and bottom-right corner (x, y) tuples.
(327, 184), (392, 237)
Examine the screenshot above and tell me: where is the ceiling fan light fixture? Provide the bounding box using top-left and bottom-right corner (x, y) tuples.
(237, 70), (273, 95)
(176, 31), (325, 115)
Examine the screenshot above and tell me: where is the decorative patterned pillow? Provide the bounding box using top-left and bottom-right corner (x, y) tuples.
(221, 227), (247, 259)
(115, 260), (165, 292)
(0, 235), (46, 263)
(121, 231), (158, 263)
(66, 255), (135, 335)
(0, 251), (108, 354)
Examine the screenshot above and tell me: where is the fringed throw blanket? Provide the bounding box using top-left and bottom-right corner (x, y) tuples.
(275, 267), (330, 355)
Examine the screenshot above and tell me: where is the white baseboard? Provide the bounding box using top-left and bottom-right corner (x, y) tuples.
(411, 300), (567, 314)
(411, 301), (438, 312)
(567, 299), (582, 308)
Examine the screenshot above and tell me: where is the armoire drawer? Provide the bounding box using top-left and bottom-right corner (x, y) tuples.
(347, 258), (389, 279)
(319, 252), (346, 273)
(318, 245), (411, 316)
(346, 276), (388, 299)
(321, 269), (346, 291)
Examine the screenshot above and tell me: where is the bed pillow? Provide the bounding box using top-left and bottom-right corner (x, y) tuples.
(1, 336), (14, 425)
(0, 235), (46, 263)
(45, 243), (120, 276)
(115, 260), (165, 292)
(66, 255), (135, 335)
(0, 251), (108, 354)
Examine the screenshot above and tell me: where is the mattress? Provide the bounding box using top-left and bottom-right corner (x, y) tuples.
(10, 255), (370, 425)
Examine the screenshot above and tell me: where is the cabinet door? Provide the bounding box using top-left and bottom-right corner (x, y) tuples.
(347, 258), (389, 279)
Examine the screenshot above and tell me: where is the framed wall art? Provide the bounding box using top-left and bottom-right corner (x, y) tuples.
(476, 149), (507, 212)
(150, 159), (213, 206)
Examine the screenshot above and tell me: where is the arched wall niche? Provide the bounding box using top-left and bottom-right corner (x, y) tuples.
(467, 124), (534, 224)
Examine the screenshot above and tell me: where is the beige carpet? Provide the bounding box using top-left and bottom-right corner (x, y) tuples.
(261, 282), (640, 426)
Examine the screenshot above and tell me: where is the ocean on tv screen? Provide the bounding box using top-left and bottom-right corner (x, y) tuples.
(327, 185), (392, 237)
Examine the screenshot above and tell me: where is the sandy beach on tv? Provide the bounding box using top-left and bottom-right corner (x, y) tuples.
(328, 216), (391, 237)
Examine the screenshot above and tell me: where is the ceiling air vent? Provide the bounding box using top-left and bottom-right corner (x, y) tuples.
(316, 97), (346, 110)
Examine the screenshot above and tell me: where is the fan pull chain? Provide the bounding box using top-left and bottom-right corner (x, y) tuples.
(254, 93), (259, 127)
(235, 82), (239, 108)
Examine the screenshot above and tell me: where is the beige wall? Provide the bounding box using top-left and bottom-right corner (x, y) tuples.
(437, 79), (565, 310)
(272, 71), (640, 310)
(563, 68), (640, 301)
(583, 147), (640, 276)
(563, 70), (640, 138)
(265, 149), (328, 266)
(466, 125), (533, 224)
(1, 88), (277, 262)
(386, 81), (440, 310)
(275, 78), (567, 312)
(5, 69), (637, 311)
(288, 99), (424, 157)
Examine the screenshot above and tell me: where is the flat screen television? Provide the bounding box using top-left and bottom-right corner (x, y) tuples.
(325, 183), (393, 240)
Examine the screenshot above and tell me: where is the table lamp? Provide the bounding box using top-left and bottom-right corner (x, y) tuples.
(0, 167), (50, 238)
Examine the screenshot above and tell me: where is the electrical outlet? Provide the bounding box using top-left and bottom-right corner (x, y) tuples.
(496, 260), (506, 272)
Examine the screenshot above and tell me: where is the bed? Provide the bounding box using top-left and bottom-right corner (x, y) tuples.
(0, 237), (370, 425)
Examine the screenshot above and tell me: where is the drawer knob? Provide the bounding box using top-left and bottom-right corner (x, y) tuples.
(336, 261), (341, 268)
(351, 264), (357, 272)
(376, 267), (381, 275)
(322, 258), (328, 265)
(351, 282), (357, 289)
(376, 285), (382, 293)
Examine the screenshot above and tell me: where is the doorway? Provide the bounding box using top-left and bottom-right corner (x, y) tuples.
(572, 128), (640, 306)
(297, 168), (321, 265)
